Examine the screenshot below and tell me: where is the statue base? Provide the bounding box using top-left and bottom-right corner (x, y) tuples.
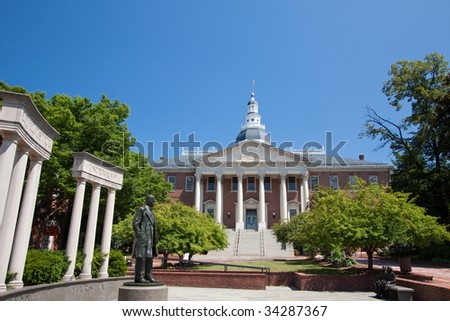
(118, 282), (168, 301)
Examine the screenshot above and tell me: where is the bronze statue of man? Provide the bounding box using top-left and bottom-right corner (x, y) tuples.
(132, 194), (158, 283)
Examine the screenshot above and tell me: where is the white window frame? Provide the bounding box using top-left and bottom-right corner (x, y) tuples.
(247, 176), (256, 192)
(329, 175), (339, 190)
(185, 176), (194, 192)
(168, 176), (176, 191)
(310, 175), (319, 190)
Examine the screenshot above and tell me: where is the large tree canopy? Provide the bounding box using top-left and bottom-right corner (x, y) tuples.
(0, 82), (171, 248)
(273, 180), (450, 270)
(361, 52), (450, 223)
(112, 202), (229, 263)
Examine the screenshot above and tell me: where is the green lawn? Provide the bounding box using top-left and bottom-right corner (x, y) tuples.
(185, 259), (369, 275)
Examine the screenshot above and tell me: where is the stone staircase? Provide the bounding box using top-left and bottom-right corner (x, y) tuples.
(200, 229), (294, 260)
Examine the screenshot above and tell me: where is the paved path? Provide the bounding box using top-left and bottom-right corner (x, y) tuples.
(161, 254), (450, 301)
(168, 286), (378, 301)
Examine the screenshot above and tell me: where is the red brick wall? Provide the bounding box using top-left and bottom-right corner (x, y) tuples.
(309, 170), (390, 190)
(153, 270), (266, 290)
(291, 273), (379, 292)
(396, 278), (450, 301)
(163, 170), (391, 229)
(165, 171), (195, 206)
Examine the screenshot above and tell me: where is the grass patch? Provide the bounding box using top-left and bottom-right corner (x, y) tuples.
(185, 259), (373, 276)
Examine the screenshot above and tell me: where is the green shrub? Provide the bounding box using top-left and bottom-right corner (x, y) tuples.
(418, 244), (450, 262)
(74, 248), (106, 278)
(23, 250), (69, 286)
(327, 251), (356, 268)
(108, 249), (128, 277)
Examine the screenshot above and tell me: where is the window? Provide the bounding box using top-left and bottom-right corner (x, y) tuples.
(288, 176), (297, 191)
(289, 209), (297, 218)
(185, 176), (194, 192)
(167, 176), (176, 190)
(207, 176), (215, 191)
(231, 176), (238, 191)
(349, 175), (358, 188)
(264, 177), (271, 191)
(329, 176), (339, 190)
(369, 175), (379, 185)
(247, 177), (256, 191)
(310, 176), (319, 190)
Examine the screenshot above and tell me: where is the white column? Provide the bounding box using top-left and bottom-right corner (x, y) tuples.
(279, 173), (288, 222)
(0, 134), (19, 226)
(0, 148), (29, 292)
(79, 183), (102, 279)
(199, 176), (204, 212)
(258, 173), (266, 230)
(301, 174), (310, 212)
(194, 173), (201, 211)
(99, 188), (116, 278)
(9, 158), (44, 288)
(236, 173), (244, 230)
(214, 174), (223, 223)
(63, 178), (87, 281)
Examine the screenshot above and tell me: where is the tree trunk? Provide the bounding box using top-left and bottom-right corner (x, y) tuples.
(367, 251), (374, 270)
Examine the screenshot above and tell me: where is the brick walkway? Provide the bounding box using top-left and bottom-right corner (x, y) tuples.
(355, 255), (450, 288)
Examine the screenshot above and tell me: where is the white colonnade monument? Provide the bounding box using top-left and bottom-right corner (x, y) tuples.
(0, 91), (59, 292)
(63, 152), (125, 281)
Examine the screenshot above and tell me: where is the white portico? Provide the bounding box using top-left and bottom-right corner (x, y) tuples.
(0, 91), (59, 292)
(192, 141), (310, 230)
(63, 152), (125, 281)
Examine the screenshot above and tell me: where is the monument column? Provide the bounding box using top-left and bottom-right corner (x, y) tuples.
(258, 173), (266, 230)
(0, 134), (19, 226)
(63, 178), (87, 281)
(0, 148), (29, 292)
(279, 173), (288, 222)
(99, 188), (117, 278)
(214, 173), (223, 223)
(194, 173), (201, 211)
(8, 158), (44, 288)
(79, 183), (102, 279)
(236, 173), (244, 230)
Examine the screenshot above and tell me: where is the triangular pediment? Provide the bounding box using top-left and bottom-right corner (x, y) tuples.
(193, 141), (308, 168)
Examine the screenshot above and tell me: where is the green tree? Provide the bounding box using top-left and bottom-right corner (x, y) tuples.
(0, 82), (171, 248)
(361, 52), (450, 223)
(112, 202), (229, 266)
(155, 202), (228, 262)
(273, 180), (450, 270)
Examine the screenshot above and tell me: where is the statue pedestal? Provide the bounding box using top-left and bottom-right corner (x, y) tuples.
(118, 282), (168, 301)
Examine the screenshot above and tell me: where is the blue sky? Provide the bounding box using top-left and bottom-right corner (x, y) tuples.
(2, 0), (450, 164)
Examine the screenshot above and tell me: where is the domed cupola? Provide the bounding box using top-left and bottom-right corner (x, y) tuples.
(235, 85), (270, 144)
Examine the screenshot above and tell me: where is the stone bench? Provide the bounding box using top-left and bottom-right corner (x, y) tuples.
(387, 285), (414, 301)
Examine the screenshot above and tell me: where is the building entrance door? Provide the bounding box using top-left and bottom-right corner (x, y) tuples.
(245, 209), (257, 230)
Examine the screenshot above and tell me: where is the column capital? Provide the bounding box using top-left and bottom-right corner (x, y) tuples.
(195, 173), (202, 180)
(76, 177), (87, 184)
(106, 187), (117, 194)
(29, 155), (44, 165)
(16, 146), (30, 156)
(236, 172), (244, 180)
(91, 182), (102, 189)
(302, 172), (309, 179)
(0, 131), (20, 142)
(215, 173), (223, 181)
(258, 172), (265, 179)
(279, 173), (287, 180)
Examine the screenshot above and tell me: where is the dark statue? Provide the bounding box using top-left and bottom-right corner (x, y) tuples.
(374, 266), (396, 299)
(132, 194), (159, 283)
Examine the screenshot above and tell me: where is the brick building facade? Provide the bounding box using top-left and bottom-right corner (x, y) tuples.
(154, 91), (391, 231)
